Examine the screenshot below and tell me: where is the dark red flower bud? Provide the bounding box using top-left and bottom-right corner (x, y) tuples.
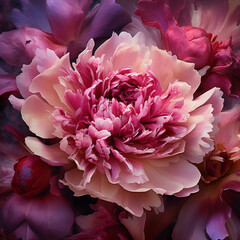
(11, 155), (51, 197)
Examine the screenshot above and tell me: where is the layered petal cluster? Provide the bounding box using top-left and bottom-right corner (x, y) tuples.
(13, 32), (223, 216)
(173, 105), (240, 240)
(136, 0), (240, 97)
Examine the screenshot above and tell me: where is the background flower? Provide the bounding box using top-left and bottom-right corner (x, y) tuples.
(135, 0), (240, 97)
(172, 105), (240, 240)
(0, 0), (131, 96)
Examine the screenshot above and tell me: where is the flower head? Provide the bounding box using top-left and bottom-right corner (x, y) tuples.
(12, 32), (223, 216)
(11, 155), (52, 198)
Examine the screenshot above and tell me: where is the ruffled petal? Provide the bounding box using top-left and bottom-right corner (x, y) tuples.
(25, 137), (69, 166)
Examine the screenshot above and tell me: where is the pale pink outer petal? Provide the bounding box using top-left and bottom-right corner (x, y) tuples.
(215, 104), (240, 153)
(25, 137), (69, 166)
(110, 33), (151, 73)
(29, 51), (71, 108)
(17, 48), (60, 98)
(142, 157), (201, 195)
(8, 95), (25, 111)
(95, 32), (151, 76)
(184, 88), (224, 163)
(22, 95), (55, 138)
(174, 185), (199, 197)
(150, 46), (200, 94)
(120, 213), (146, 240)
(62, 169), (161, 217)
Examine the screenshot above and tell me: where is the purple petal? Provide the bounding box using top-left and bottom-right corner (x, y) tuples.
(206, 204), (230, 240)
(0, 73), (18, 95)
(46, 0), (92, 43)
(68, 0), (131, 57)
(11, 0), (51, 33)
(135, 0), (177, 34)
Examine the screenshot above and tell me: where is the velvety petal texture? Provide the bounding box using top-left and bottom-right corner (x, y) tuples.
(16, 32), (223, 216)
(1, 193), (74, 240)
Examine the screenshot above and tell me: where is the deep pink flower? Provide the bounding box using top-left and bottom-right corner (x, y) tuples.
(11, 32), (223, 216)
(11, 155), (52, 198)
(135, 0), (240, 97)
(172, 105), (240, 240)
(70, 200), (145, 240)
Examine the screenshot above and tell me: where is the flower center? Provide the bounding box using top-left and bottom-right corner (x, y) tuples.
(202, 143), (233, 182)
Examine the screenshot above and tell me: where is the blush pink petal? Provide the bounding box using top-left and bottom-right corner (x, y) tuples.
(120, 212), (146, 240)
(149, 46), (200, 94)
(29, 51), (71, 108)
(215, 104), (240, 150)
(142, 157), (201, 195)
(8, 95), (25, 111)
(25, 137), (69, 166)
(22, 95), (55, 138)
(63, 169), (161, 217)
(17, 48), (60, 98)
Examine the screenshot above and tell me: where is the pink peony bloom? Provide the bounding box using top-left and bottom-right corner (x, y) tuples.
(172, 105), (240, 240)
(136, 0), (240, 97)
(12, 32), (223, 216)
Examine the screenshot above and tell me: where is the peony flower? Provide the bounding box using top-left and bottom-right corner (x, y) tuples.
(70, 200), (146, 240)
(11, 32), (223, 216)
(172, 105), (240, 240)
(11, 155), (52, 198)
(135, 0), (240, 97)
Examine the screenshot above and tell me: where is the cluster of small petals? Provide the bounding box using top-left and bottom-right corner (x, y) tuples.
(15, 32), (223, 216)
